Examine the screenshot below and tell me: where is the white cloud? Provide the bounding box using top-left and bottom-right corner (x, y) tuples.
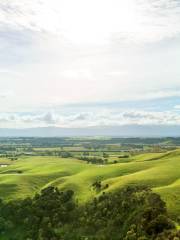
(174, 105), (180, 109)
(1, 108), (180, 128)
(0, 0), (180, 45)
(0, 0), (179, 117)
(0, 90), (13, 98)
(133, 90), (180, 101)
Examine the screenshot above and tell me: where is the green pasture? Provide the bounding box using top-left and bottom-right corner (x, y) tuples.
(0, 150), (179, 220)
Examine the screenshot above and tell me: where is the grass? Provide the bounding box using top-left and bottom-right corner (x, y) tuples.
(0, 150), (179, 220)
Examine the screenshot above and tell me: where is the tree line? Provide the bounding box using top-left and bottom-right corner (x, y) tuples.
(0, 185), (179, 240)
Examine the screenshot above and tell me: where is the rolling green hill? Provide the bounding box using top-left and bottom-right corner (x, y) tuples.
(0, 150), (179, 220)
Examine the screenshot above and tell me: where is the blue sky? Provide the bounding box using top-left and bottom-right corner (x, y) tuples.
(0, 0), (180, 128)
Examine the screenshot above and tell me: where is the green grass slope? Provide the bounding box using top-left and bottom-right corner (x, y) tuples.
(0, 150), (179, 219)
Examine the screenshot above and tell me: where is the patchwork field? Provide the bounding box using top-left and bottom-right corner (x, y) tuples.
(0, 149), (179, 220)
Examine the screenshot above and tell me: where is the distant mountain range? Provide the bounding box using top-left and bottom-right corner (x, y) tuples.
(0, 125), (180, 137)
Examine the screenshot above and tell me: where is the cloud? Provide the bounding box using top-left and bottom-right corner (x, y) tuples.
(0, 90), (13, 98)
(40, 112), (56, 124)
(174, 105), (180, 109)
(134, 90), (180, 101)
(1, 108), (180, 128)
(0, 0), (179, 115)
(0, 69), (22, 76)
(0, 0), (180, 45)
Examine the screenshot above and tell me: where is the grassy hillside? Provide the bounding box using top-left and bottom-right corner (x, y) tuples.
(0, 150), (179, 220)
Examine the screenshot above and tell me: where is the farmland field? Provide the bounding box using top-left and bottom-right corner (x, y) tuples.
(0, 149), (179, 220)
(0, 137), (180, 239)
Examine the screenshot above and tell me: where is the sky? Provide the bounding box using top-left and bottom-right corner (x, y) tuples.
(0, 0), (180, 129)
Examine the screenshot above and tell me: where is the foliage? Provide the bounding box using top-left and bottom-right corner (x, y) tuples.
(78, 156), (107, 164)
(0, 185), (178, 240)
